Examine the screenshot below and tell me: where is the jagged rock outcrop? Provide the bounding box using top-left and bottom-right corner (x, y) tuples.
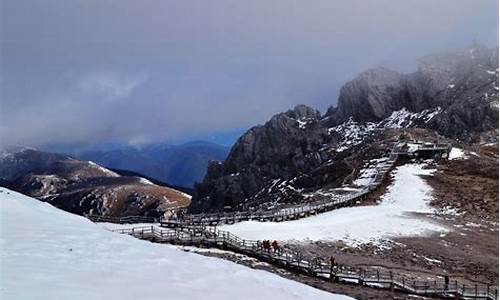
(325, 46), (499, 141)
(327, 67), (408, 124)
(190, 105), (339, 213)
(191, 46), (499, 213)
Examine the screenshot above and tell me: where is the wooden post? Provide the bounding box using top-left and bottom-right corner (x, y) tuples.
(390, 271), (394, 294)
(475, 284), (477, 297)
(376, 270), (380, 282)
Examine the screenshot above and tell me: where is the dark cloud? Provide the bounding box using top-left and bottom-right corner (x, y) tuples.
(1, 0), (498, 148)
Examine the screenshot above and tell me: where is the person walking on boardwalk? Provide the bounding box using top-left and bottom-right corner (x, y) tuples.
(444, 275), (449, 290)
(256, 240), (263, 251)
(330, 256), (336, 273)
(271, 240), (279, 253)
(263, 240), (270, 252)
(329, 255), (338, 282)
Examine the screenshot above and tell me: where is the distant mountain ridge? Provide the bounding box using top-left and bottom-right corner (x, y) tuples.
(73, 141), (230, 188)
(0, 147), (191, 217)
(109, 168), (193, 195)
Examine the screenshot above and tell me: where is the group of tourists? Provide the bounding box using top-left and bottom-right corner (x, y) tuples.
(258, 240), (281, 253)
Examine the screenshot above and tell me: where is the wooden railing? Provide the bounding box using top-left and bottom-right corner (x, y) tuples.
(112, 225), (498, 300)
(86, 215), (159, 224)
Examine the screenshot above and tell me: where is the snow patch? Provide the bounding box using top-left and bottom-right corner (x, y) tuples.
(327, 107), (442, 153)
(328, 118), (376, 152)
(379, 107), (441, 128)
(448, 148), (466, 160)
(137, 177), (154, 185)
(88, 161), (120, 177)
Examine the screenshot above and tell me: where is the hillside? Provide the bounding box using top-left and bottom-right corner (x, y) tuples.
(0, 187), (352, 300)
(0, 148), (191, 217)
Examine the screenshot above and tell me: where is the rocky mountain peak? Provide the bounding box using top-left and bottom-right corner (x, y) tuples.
(416, 45), (499, 94)
(325, 67), (406, 124)
(324, 46), (498, 141)
(191, 46), (498, 213)
(355, 67), (402, 86)
(285, 104), (321, 120)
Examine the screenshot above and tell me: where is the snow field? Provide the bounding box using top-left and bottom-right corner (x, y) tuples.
(221, 164), (448, 247)
(0, 187), (352, 300)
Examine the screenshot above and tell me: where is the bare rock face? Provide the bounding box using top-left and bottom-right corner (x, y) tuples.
(329, 67), (408, 123)
(326, 46), (499, 141)
(190, 105), (335, 213)
(417, 46), (499, 141)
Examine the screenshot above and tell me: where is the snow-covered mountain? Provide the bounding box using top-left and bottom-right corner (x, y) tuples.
(0, 148), (191, 217)
(0, 187), (352, 300)
(190, 46), (498, 213)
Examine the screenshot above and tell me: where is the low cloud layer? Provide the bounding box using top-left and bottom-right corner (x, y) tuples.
(1, 0), (498, 148)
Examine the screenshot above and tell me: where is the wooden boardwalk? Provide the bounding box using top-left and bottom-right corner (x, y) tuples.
(159, 154), (398, 227)
(111, 225), (498, 300)
(87, 141), (452, 227)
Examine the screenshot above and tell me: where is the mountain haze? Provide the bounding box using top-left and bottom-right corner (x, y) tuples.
(74, 141), (230, 188)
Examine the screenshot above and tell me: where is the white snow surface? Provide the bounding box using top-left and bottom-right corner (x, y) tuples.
(327, 107), (442, 153)
(137, 177), (154, 185)
(448, 147), (466, 160)
(88, 160), (120, 177)
(352, 157), (389, 187)
(222, 164), (448, 247)
(380, 107), (441, 128)
(0, 187), (353, 300)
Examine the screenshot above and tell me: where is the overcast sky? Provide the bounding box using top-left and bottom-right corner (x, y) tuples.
(1, 0), (498, 148)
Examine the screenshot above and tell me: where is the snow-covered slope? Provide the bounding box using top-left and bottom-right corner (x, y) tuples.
(0, 188), (353, 300)
(221, 164), (448, 247)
